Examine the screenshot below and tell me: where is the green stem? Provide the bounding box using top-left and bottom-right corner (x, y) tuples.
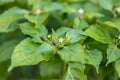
(111, 10), (117, 18)
(61, 62), (67, 80)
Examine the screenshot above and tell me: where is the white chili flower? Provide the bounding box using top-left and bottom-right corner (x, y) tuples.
(59, 38), (64, 43)
(78, 8), (84, 14)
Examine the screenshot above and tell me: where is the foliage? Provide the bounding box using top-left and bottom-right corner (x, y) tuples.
(0, 0), (120, 80)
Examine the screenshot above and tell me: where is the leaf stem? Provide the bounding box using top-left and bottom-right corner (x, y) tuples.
(61, 62), (67, 80)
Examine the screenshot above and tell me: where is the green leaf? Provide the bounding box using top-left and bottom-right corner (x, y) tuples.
(85, 38), (107, 51)
(86, 49), (102, 73)
(27, 0), (40, 6)
(56, 27), (71, 37)
(45, 2), (64, 12)
(73, 18), (89, 30)
(32, 36), (43, 43)
(66, 29), (87, 44)
(98, 0), (113, 11)
(58, 44), (89, 64)
(58, 41), (102, 73)
(8, 38), (55, 71)
(106, 45), (120, 65)
(102, 18), (120, 32)
(84, 25), (115, 44)
(24, 13), (49, 28)
(115, 60), (120, 77)
(40, 55), (63, 79)
(38, 24), (48, 36)
(20, 22), (38, 37)
(63, 63), (87, 80)
(0, 0), (15, 6)
(56, 27), (87, 44)
(84, 2), (104, 19)
(113, 0), (120, 7)
(0, 40), (19, 63)
(0, 7), (29, 32)
(20, 22), (48, 36)
(20, 22), (48, 43)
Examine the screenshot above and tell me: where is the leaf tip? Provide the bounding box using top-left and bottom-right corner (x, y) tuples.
(105, 62), (109, 67)
(8, 65), (14, 72)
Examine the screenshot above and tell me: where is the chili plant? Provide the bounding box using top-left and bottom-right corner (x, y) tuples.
(0, 0), (120, 80)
